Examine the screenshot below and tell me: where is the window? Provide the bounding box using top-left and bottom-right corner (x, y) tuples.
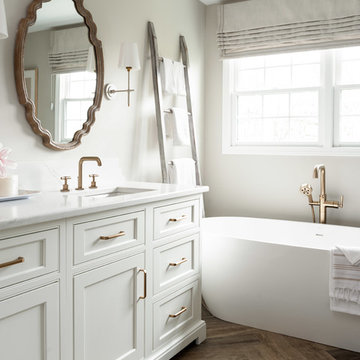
(54, 71), (96, 143)
(223, 46), (360, 155)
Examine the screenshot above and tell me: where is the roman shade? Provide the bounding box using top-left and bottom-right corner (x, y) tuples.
(48, 26), (94, 73)
(218, 0), (360, 58)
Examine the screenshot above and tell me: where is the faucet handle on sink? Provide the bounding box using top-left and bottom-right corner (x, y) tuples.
(339, 195), (344, 208)
(60, 176), (71, 192)
(89, 174), (99, 189)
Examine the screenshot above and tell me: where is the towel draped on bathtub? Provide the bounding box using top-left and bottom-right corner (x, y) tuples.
(330, 247), (360, 316)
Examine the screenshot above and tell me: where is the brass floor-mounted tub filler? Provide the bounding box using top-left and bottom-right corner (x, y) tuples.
(300, 164), (343, 224)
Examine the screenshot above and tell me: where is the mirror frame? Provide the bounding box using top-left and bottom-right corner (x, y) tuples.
(14, 0), (104, 151)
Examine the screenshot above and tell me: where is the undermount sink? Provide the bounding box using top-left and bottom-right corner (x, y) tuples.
(80, 187), (156, 199)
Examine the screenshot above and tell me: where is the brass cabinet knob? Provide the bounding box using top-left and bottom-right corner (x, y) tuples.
(89, 174), (99, 189)
(60, 176), (71, 192)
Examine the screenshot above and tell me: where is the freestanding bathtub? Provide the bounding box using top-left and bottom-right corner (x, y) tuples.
(201, 217), (360, 353)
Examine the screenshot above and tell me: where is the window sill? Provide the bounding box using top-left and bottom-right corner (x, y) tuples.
(223, 145), (360, 156)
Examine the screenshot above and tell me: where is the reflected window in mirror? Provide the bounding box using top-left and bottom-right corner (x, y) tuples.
(55, 71), (96, 143)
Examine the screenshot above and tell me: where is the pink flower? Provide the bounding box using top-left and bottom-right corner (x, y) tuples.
(0, 147), (17, 178)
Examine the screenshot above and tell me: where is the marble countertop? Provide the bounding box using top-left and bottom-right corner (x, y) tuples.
(0, 182), (208, 231)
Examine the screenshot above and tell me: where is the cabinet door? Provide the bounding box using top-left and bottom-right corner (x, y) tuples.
(74, 253), (145, 360)
(0, 283), (60, 360)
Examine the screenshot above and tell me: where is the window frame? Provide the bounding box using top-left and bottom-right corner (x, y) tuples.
(222, 49), (360, 156)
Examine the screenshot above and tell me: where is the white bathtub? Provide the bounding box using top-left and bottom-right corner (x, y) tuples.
(201, 217), (360, 353)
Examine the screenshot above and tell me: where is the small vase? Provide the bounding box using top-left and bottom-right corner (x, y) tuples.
(0, 175), (19, 197)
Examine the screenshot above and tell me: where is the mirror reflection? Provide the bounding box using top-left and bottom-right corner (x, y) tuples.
(24, 0), (96, 144)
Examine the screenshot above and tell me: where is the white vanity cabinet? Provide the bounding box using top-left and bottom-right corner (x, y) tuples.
(0, 189), (206, 360)
(0, 283), (60, 360)
(73, 253), (145, 360)
(0, 224), (63, 360)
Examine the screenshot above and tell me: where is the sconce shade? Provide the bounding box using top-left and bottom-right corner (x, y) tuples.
(0, 0), (8, 40)
(119, 42), (141, 70)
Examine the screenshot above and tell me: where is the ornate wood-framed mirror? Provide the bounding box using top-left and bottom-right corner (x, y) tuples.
(14, 0), (104, 150)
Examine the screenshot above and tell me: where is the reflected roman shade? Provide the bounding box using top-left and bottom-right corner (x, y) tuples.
(48, 26), (94, 73)
(218, 0), (360, 58)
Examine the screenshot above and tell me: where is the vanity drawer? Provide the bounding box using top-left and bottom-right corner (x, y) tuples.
(153, 235), (199, 294)
(153, 200), (199, 240)
(0, 229), (59, 289)
(73, 211), (145, 265)
(153, 280), (200, 350)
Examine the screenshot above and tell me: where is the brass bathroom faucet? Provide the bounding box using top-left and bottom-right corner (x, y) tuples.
(76, 156), (102, 190)
(300, 164), (343, 224)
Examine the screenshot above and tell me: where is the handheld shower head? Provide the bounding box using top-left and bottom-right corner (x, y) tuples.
(300, 184), (313, 197)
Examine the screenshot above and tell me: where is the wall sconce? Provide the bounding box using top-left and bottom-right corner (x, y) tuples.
(0, 0), (8, 39)
(105, 42), (141, 106)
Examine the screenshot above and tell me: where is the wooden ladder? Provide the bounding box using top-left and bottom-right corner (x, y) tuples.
(148, 21), (202, 186)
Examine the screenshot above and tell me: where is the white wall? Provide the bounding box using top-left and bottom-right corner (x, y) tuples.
(204, 5), (360, 227)
(0, 0), (205, 187)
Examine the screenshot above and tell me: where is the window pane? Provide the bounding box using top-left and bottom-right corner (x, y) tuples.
(263, 94), (289, 117)
(339, 46), (360, 61)
(340, 89), (360, 116)
(237, 95), (262, 118)
(290, 91), (318, 117)
(339, 116), (360, 142)
(69, 81), (84, 98)
(289, 117), (318, 142)
(237, 69), (264, 90)
(66, 101), (81, 120)
(265, 66), (291, 89)
(263, 117), (289, 142)
(237, 118), (263, 142)
(292, 64), (320, 87)
(338, 60), (360, 85)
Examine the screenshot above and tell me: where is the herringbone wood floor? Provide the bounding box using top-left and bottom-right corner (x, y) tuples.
(172, 309), (360, 360)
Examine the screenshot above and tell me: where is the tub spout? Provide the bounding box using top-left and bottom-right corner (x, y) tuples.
(313, 164), (326, 197)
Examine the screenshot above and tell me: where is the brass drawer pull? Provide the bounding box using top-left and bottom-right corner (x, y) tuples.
(139, 269), (147, 300)
(99, 231), (125, 240)
(169, 306), (187, 318)
(169, 258), (188, 267)
(169, 215), (187, 222)
(0, 257), (25, 269)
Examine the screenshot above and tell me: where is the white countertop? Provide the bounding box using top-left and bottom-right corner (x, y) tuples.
(0, 182), (208, 231)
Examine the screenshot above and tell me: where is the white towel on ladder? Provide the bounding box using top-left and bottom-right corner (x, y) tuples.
(160, 58), (186, 96)
(168, 158), (196, 186)
(329, 247), (360, 316)
(165, 107), (190, 146)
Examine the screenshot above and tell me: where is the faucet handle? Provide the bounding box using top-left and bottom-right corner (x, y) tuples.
(339, 195), (344, 208)
(60, 176), (71, 192)
(89, 174), (99, 189)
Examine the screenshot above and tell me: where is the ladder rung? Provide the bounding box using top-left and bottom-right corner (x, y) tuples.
(159, 57), (186, 68)
(168, 160), (197, 165)
(164, 109), (191, 116)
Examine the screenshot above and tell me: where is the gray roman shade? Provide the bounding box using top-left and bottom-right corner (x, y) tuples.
(218, 0), (360, 58)
(48, 26), (94, 74)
